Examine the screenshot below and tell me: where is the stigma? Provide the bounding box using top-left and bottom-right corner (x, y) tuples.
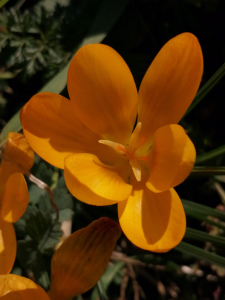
(99, 122), (149, 182)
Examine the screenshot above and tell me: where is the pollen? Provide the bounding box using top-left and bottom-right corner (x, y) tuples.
(99, 122), (149, 182)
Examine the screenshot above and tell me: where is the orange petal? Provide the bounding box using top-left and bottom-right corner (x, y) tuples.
(49, 217), (121, 300)
(21, 92), (120, 169)
(0, 274), (50, 299)
(1, 173), (29, 223)
(0, 218), (16, 275)
(64, 153), (132, 205)
(118, 184), (186, 252)
(68, 44), (138, 144)
(0, 133), (34, 187)
(138, 33), (203, 144)
(146, 124), (196, 193)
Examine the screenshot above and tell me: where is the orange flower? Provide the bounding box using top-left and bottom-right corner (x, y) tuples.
(21, 33), (203, 252)
(0, 132), (34, 274)
(0, 217), (121, 300)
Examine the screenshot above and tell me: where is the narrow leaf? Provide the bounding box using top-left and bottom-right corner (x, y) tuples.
(195, 145), (225, 164)
(0, 114), (22, 146)
(91, 262), (125, 300)
(184, 62), (225, 117)
(0, 0), (9, 9)
(175, 241), (225, 267)
(97, 280), (108, 300)
(191, 166), (225, 175)
(0, 72), (15, 79)
(182, 199), (225, 222)
(184, 207), (225, 231)
(185, 227), (225, 248)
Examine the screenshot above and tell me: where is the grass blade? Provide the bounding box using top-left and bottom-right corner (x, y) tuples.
(195, 145), (225, 164)
(184, 62), (225, 117)
(97, 280), (108, 300)
(182, 199), (225, 222)
(175, 241), (225, 267)
(91, 262), (125, 300)
(185, 227), (225, 248)
(191, 166), (225, 175)
(0, 0), (10, 9)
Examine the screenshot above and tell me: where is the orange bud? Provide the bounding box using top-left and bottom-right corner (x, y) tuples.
(49, 217), (121, 300)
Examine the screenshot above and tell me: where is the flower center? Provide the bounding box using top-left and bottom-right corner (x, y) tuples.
(99, 122), (149, 182)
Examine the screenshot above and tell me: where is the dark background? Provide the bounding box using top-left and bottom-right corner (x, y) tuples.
(1, 1), (225, 299)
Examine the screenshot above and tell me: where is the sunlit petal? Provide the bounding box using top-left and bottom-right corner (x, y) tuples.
(0, 274), (50, 299)
(146, 124), (196, 193)
(138, 33), (203, 147)
(68, 44), (138, 144)
(64, 153), (132, 205)
(118, 182), (186, 252)
(0, 219), (16, 275)
(21, 92), (120, 169)
(1, 173), (29, 223)
(49, 218), (121, 299)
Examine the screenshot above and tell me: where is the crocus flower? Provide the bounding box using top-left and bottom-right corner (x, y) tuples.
(0, 132), (34, 274)
(21, 32), (203, 252)
(0, 217), (121, 300)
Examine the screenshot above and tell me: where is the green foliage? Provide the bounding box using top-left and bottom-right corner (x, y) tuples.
(0, 6), (68, 78)
(91, 262), (125, 300)
(39, 186), (74, 222)
(0, 0), (10, 9)
(25, 206), (62, 250)
(184, 63), (225, 117)
(16, 205), (62, 289)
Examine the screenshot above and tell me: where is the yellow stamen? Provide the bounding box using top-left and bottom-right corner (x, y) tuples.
(99, 140), (126, 155)
(129, 159), (142, 181)
(98, 123), (149, 182)
(127, 122), (142, 153)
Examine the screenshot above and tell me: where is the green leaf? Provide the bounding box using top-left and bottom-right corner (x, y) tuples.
(191, 166), (225, 175)
(11, 267), (22, 276)
(185, 227), (225, 248)
(29, 184), (47, 205)
(0, 71), (15, 79)
(175, 241), (225, 267)
(195, 145), (225, 164)
(0, 0), (130, 145)
(25, 206), (62, 251)
(0, 113), (21, 145)
(184, 62), (225, 117)
(97, 280), (108, 300)
(74, 296), (83, 300)
(91, 262), (125, 300)
(182, 199), (225, 222)
(101, 261), (125, 291)
(184, 209), (225, 231)
(52, 208), (74, 223)
(0, 0), (10, 9)
(39, 187), (73, 212)
(17, 240), (51, 289)
(39, 186), (74, 221)
(33, 161), (54, 186)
